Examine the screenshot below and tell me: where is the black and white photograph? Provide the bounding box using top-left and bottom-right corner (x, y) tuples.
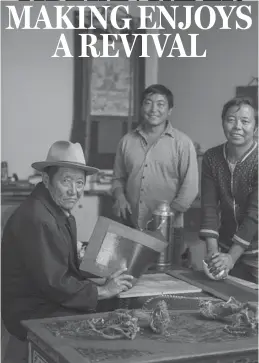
(1, 2), (258, 363)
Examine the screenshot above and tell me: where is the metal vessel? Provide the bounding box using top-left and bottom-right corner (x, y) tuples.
(147, 201), (174, 271)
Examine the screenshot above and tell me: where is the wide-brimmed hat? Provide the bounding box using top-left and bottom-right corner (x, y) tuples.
(31, 141), (99, 175)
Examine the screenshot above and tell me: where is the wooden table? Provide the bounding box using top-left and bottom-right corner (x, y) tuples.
(23, 308), (258, 363)
(22, 273), (258, 363)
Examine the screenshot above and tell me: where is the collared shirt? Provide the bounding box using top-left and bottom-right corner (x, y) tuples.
(112, 122), (199, 229)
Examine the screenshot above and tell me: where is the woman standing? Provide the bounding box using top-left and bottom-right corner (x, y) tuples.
(200, 97), (258, 283)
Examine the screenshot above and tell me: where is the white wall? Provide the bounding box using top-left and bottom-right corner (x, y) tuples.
(1, 4), (74, 179)
(2, 3), (257, 179)
(158, 4), (258, 152)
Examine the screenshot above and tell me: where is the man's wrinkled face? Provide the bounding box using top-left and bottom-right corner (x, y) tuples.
(223, 104), (256, 147)
(142, 93), (172, 127)
(44, 167), (85, 212)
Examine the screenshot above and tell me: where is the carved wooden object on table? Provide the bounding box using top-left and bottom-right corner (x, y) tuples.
(118, 273), (201, 298)
(23, 308), (258, 363)
(80, 217), (167, 279)
(167, 269), (258, 303)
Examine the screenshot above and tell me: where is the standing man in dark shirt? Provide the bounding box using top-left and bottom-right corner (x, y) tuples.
(200, 98), (258, 282)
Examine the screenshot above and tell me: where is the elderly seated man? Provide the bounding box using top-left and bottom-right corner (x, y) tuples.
(1, 141), (133, 362)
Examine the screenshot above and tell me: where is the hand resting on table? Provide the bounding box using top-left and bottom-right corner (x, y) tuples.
(203, 252), (232, 280)
(97, 267), (134, 300)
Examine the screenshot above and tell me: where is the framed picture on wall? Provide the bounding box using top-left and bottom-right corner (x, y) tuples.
(90, 41), (134, 117)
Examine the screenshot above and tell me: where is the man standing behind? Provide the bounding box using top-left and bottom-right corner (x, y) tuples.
(112, 84), (199, 258)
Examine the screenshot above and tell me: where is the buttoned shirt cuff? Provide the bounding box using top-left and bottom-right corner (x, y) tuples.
(232, 234), (251, 249)
(199, 229), (219, 241)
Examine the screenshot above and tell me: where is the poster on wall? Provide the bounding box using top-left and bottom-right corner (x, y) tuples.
(90, 41), (133, 117)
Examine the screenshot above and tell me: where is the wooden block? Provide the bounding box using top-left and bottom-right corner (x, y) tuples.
(119, 273), (201, 298)
(22, 311), (258, 363)
(228, 275), (258, 290)
(80, 217), (168, 278)
(167, 268), (258, 303)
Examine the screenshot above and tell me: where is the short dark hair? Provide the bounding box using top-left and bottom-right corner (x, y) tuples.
(141, 84), (174, 109)
(221, 97), (257, 125)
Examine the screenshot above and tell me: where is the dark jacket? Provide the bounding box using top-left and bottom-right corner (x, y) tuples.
(199, 142), (258, 263)
(1, 183), (98, 340)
